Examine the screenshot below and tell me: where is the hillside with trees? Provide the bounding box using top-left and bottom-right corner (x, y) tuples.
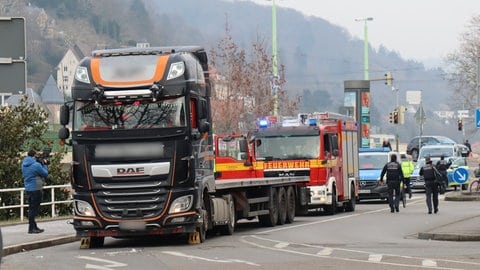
(1, 0), (470, 142)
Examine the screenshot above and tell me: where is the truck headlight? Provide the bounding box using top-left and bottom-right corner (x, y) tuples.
(74, 200), (95, 217)
(75, 66), (90, 84)
(168, 195), (193, 214)
(166, 62), (185, 80)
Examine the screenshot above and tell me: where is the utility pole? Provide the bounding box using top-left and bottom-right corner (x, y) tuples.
(271, 0), (279, 117)
(355, 17), (373, 80)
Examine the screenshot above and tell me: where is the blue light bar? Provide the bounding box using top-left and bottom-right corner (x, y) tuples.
(308, 118), (317, 126)
(258, 119), (269, 128)
(359, 147), (391, 153)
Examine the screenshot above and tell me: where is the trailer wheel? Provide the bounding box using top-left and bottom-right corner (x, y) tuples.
(345, 183), (356, 212)
(259, 188), (279, 227)
(324, 185), (337, 215)
(277, 187), (287, 225)
(285, 186), (296, 223)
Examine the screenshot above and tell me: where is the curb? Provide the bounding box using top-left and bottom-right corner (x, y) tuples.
(3, 235), (78, 256)
(445, 192), (480, 201)
(418, 232), (480, 241)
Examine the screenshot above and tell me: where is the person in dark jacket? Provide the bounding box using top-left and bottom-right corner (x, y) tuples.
(380, 154), (404, 213)
(420, 156), (439, 214)
(21, 149), (48, 234)
(436, 154), (451, 190)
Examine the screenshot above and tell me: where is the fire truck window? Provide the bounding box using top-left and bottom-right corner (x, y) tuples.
(218, 138), (244, 160)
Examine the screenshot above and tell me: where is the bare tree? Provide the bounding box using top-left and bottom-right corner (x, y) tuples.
(209, 24), (300, 134)
(444, 15), (480, 136)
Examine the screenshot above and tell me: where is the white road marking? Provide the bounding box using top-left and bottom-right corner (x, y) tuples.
(422, 259), (437, 267)
(78, 256), (127, 269)
(368, 254), (383, 262)
(274, 242), (290, 249)
(316, 247), (333, 256)
(162, 251), (261, 266)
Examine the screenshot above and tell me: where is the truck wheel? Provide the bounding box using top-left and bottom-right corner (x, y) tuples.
(277, 187), (287, 225)
(285, 186), (296, 223)
(324, 186), (337, 215)
(221, 195), (236, 235)
(259, 188), (279, 227)
(345, 184), (356, 212)
(80, 236), (104, 249)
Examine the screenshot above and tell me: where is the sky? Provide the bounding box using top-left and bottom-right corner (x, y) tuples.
(249, 0), (479, 67)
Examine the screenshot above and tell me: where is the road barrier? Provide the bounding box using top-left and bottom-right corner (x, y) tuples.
(0, 184), (72, 221)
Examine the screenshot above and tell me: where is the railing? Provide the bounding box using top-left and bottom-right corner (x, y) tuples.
(0, 184), (72, 221)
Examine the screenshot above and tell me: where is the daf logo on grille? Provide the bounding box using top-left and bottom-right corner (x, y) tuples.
(360, 181), (367, 187)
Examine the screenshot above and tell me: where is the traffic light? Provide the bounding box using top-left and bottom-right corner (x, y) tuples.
(384, 72), (393, 85)
(458, 119), (463, 131)
(389, 109), (399, 124)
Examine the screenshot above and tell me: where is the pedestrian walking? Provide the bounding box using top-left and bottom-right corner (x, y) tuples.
(21, 149), (48, 234)
(380, 154), (404, 213)
(400, 154), (414, 198)
(420, 156), (439, 214)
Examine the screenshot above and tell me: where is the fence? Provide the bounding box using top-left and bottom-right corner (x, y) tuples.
(0, 184), (72, 221)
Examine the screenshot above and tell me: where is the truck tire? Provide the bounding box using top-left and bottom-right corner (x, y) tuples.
(345, 183), (356, 212)
(220, 195), (236, 235)
(285, 186), (296, 223)
(259, 188), (279, 227)
(324, 185), (337, 215)
(277, 187), (287, 225)
(88, 236), (104, 248)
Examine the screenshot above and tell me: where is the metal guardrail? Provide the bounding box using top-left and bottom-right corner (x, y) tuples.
(0, 184), (72, 221)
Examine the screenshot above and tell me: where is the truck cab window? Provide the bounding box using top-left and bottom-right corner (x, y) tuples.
(74, 97), (186, 131)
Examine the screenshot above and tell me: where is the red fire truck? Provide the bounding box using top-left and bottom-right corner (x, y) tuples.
(214, 112), (359, 215)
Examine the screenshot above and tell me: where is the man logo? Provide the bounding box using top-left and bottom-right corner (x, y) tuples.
(117, 167), (145, 176)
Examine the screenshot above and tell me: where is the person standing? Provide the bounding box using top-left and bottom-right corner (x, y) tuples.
(420, 156), (439, 214)
(21, 149), (48, 234)
(380, 154), (404, 213)
(464, 140), (472, 156)
(436, 154), (451, 191)
(382, 139), (392, 151)
(400, 154), (414, 199)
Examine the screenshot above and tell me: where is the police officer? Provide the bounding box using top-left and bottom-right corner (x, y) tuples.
(420, 156), (439, 214)
(380, 154), (404, 213)
(436, 154), (451, 191)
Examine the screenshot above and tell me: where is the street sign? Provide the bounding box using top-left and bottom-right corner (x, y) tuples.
(452, 167), (469, 185)
(0, 61), (26, 94)
(476, 109), (480, 128)
(0, 17), (26, 59)
(0, 17), (26, 94)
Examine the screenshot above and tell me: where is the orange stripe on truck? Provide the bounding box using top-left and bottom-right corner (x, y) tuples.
(90, 56), (169, 87)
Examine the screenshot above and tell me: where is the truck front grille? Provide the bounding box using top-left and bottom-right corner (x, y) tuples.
(93, 179), (169, 220)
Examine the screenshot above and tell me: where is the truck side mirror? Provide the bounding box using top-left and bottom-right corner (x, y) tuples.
(58, 127), (70, 140)
(60, 104), (70, 126)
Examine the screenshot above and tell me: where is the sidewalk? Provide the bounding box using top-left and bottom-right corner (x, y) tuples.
(1, 218), (78, 256)
(2, 191), (480, 257)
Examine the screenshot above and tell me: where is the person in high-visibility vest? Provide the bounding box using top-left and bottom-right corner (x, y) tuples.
(400, 154), (414, 199)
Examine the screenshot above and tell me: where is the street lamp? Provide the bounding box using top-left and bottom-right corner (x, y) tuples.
(268, 0), (279, 117)
(355, 17), (373, 80)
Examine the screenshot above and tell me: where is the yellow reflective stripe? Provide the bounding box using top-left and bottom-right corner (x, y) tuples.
(215, 163), (251, 171)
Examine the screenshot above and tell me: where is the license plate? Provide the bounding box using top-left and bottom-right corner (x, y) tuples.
(119, 220), (146, 231)
(359, 189), (371, 194)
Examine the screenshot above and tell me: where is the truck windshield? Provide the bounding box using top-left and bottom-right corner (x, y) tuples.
(255, 135), (320, 160)
(74, 97), (186, 131)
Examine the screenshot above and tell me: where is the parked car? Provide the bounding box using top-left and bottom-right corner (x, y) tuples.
(410, 144), (468, 190)
(406, 135), (456, 161)
(358, 148), (401, 201)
